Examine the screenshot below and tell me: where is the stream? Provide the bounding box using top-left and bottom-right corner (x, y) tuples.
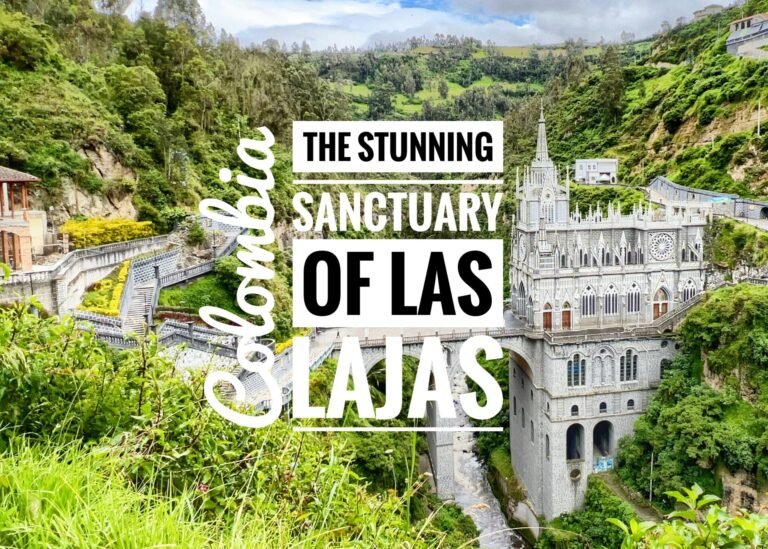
(450, 367), (525, 549)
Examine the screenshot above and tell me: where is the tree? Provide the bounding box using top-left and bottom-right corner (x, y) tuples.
(599, 45), (624, 122)
(154, 0), (205, 31)
(368, 83), (394, 120)
(95, 0), (131, 15)
(403, 73), (416, 97)
(437, 78), (449, 100)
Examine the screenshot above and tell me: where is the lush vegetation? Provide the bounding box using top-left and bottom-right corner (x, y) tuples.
(618, 284), (768, 509)
(504, 0), (768, 195)
(537, 476), (636, 549)
(0, 1), (348, 230)
(707, 217), (768, 269)
(611, 484), (768, 548)
(0, 303), (477, 547)
(61, 217), (154, 248)
(568, 183), (647, 215)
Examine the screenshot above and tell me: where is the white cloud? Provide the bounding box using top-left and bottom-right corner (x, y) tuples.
(130, 0), (726, 49)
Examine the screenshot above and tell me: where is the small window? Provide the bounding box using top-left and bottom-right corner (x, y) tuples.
(660, 359), (672, 378)
(571, 405), (579, 417)
(530, 421), (535, 442)
(530, 389), (533, 400)
(599, 402), (607, 414)
(522, 408), (525, 427)
(546, 434), (550, 460)
(513, 396), (517, 416)
(546, 402), (551, 414)
(627, 399), (635, 410)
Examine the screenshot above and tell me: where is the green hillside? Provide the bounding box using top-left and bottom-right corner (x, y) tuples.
(513, 0), (768, 196)
(0, 1), (348, 229)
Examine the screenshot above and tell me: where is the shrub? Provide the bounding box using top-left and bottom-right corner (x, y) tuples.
(0, 9), (60, 70)
(61, 217), (154, 249)
(185, 221), (206, 246)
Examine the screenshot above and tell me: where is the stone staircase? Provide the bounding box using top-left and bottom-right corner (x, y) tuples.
(122, 282), (156, 336)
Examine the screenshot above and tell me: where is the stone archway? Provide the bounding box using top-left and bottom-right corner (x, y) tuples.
(593, 420), (614, 457)
(761, 207), (768, 220)
(566, 423), (584, 460)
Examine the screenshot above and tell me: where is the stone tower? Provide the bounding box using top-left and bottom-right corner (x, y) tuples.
(507, 111), (709, 519)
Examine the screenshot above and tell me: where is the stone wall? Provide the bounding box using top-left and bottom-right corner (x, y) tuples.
(0, 236), (169, 314)
(509, 335), (677, 520)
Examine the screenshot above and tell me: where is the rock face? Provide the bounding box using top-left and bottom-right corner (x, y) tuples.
(56, 180), (137, 221)
(79, 144), (136, 182)
(31, 144), (138, 223)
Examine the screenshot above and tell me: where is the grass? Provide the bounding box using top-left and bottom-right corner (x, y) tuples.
(158, 274), (238, 315)
(0, 442), (219, 547)
(489, 447), (526, 502)
(346, 76), (544, 118)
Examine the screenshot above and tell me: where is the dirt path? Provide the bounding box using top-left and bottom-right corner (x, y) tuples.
(595, 471), (662, 522)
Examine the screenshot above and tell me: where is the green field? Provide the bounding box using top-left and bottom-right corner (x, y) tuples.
(341, 75), (544, 117)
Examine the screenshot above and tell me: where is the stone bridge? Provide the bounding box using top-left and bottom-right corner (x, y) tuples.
(236, 300), (696, 500)
(337, 309), (694, 500)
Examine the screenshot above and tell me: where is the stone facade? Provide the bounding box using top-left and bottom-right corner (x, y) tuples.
(507, 111), (707, 519)
(508, 336), (676, 519)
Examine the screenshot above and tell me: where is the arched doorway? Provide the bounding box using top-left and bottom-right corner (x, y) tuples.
(561, 302), (572, 330)
(566, 423), (584, 460)
(761, 207), (768, 220)
(653, 287), (669, 320)
(593, 420), (614, 457)
(543, 303), (552, 330)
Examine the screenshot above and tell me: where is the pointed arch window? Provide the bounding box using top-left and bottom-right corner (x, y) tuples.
(581, 286), (596, 317)
(567, 353), (586, 387)
(627, 283), (641, 313)
(604, 285), (619, 316)
(542, 200), (555, 223)
(683, 279), (697, 302)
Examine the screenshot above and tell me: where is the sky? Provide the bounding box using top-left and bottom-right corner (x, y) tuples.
(129, 0), (733, 49)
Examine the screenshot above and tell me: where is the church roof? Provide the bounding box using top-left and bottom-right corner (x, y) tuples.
(0, 166), (39, 183)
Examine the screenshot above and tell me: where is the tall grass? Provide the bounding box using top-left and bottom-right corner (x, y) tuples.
(0, 438), (459, 548)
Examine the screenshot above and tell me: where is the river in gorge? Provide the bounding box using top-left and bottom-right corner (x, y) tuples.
(449, 366), (526, 549)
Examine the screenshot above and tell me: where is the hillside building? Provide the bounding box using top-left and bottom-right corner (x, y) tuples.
(0, 166), (45, 271)
(726, 13), (768, 58)
(574, 158), (619, 185)
(694, 4), (724, 20)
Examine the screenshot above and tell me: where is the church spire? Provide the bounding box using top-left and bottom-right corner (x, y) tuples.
(535, 100), (549, 163)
